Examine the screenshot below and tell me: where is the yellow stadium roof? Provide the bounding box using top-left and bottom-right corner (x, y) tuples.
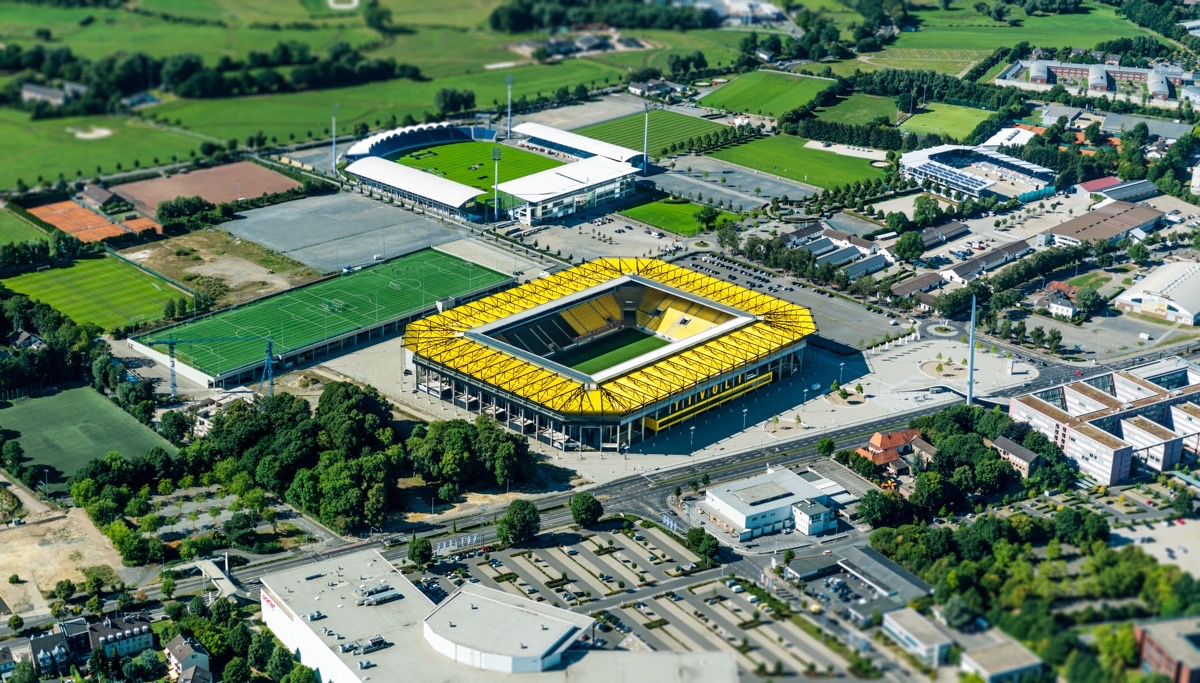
(404, 258), (816, 416)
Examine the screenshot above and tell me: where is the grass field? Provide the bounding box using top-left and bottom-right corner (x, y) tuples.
(706, 136), (887, 189)
(815, 94), (897, 126)
(3, 256), (187, 331)
(0, 210), (48, 245)
(620, 197), (738, 236)
(152, 250), (507, 376)
(0, 388), (176, 492)
(585, 29), (747, 73)
(551, 328), (669, 374)
(575, 110), (724, 158)
(0, 110), (203, 191)
(394, 141), (561, 211)
(698, 71), (832, 117)
(899, 103), (993, 139)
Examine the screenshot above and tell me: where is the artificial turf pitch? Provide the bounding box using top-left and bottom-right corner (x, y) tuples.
(551, 328), (670, 374)
(2, 256), (186, 331)
(152, 249), (508, 376)
(575, 110), (725, 157)
(0, 387), (176, 492)
(393, 140), (562, 211)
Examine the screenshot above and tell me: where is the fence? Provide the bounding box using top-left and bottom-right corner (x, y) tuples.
(1018, 185), (1056, 204)
(105, 247), (197, 297)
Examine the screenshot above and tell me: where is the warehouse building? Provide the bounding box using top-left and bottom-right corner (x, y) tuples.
(260, 549), (736, 683)
(701, 466), (852, 540)
(1044, 201), (1163, 247)
(1115, 261), (1200, 326)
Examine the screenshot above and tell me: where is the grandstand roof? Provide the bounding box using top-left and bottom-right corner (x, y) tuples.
(345, 122), (457, 158)
(512, 122), (642, 163)
(496, 156), (638, 204)
(404, 259), (816, 417)
(345, 157), (481, 209)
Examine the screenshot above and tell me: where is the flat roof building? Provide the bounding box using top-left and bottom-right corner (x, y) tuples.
(1102, 113), (1195, 141)
(261, 549), (736, 683)
(496, 156), (639, 225)
(1135, 617), (1200, 683)
(899, 145), (1055, 200)
(512, 122), (643, 165)
(702, 466), (850, 540)
(961, 639), (1043, 683)
(1044, 201), (1163, 247)
(345, 157), (481, 218)
(882, 608), (954, 667)
(1115, 261), (1200, 326)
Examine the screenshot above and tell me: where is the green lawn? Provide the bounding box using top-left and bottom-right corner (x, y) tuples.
(698, 71), (832, 117)
(1066, 271), (1113, 289)
(3, 256), (187, 331)
(585, 29), (747, 73)
(899, 103), (993, 139)
(620, 197), (738, 236)
(706, 136), (887, 189)
(551, 328), (669, 374)
(0, 110), (203, 191)
(393, 140), (561, 211)
(153, 59), (624, 143)
(0, 388), (176, 493)
(575, 110), (725, 158)
(0, 210), (48, 245)
(147, 250), (507, 376)
(815, 94), (897, 126)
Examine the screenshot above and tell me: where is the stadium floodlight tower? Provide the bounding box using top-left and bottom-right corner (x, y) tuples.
(505, 74), (514, 140)
(642, 101), (651, 176)
(331, 102), (339, 172)
(493, 146), (502, 223)
(967, 293), (976, 405)
(143, 335), (276, 401)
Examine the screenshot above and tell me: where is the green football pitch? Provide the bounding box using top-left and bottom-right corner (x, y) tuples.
(619, 197), (738, 236)
(899, 103), (993, 140)
(575, 110), (725, 158)
(2, 256), (186, 331)
(0, 387), (175, 492)
(815, 94), (898, 126)
(551, 328), (669, 374)
(706, 136), (887, 189)
(150, 250), (507, 377)
(698, 71), (832, 117)
(393, 140), (562, 212)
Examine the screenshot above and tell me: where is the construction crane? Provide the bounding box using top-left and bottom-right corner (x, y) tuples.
(143, 336), (276, 401)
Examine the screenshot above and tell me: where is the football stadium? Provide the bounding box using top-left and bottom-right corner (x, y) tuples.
(405, 258), (816, 451)
(341, 121), (643, 225)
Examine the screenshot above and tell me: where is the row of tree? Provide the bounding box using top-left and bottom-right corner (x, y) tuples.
(489, 0), (721, 33)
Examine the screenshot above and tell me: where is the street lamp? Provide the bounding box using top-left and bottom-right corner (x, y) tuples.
(803, 388), (809, 403)
(689, 425), (695, 453)
(742, 407), (748, 431)
(839, 362), (845, 384)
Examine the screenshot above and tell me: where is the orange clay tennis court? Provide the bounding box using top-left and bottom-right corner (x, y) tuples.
(121, 217), (162, 236)
(28, 201), (110, 232)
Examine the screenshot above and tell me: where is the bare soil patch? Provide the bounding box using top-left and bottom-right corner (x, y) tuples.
(113, 161), (300, 214)
(920, 360), (967, 380)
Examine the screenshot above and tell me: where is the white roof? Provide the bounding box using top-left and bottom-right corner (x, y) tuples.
(345, 157), (481, 208)
(979, 127), (1036, 149)
(1115, 260), (1200, 317)
(425, 583), (592, 659)
(513, 122), (642, 163)
(345, 122), (455, 157)
(496, 156), (638, 203)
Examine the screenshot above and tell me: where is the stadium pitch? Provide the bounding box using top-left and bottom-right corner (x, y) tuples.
(0, 387), (175, 493)
(551, 328), (670, 374)
(151, 249), (507, 376)
(575, 110), (724, 158)
(698, 71), (831, 118)
(393, 140), (562, 211)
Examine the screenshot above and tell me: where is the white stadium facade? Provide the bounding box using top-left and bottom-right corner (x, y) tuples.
(339, 120), (643, 225)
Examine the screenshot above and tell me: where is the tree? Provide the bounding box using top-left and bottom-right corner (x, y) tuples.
(569, 492), (603, 527)
(684, 527), (720, 559)
(941, 595), (974, 629)
(54, 579), (75, 600)
(857, 490), (912, 527)
(1046, 328), (1063, 354)
(1128, 241), (1150, 265)
(497, 499), (541, 545)
(407, 536), (433, 568)
(249, 631), (277, 671)
(1074, 286), (1101, 316)
(160, 573), (176, 600)
(817, 438), (836, 458)
(267, 647), (296, 682)
(894, 231), (924, 261)
(7, 614), (22, 631)
(8, 662), (36, 683)
(224, 656), (251, 683)
(1030, 325), (1046, 348)
(1173, 487), (1194, 517)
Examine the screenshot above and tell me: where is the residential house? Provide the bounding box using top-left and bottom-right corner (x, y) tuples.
(9, 331), (45, 350)
(0, 646), (15, 677)
(1037, 290), (1077, 318)
(80, 184), (120, 211)
(856, 429), (922, 468)
(824, 229), (877, 257)
(179, 667), (214, 683)
(991, 436), (1041, 478)
(29, 633), (70, 677)
(165, 635), (210, 680)
(890, 273), (944, 300)
(60, 613), (155, 659)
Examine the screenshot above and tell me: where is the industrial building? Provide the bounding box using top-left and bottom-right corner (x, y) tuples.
(495, 156), (639, 225)
(260, 549), (736, 683)
(1008, 357), (1200, 484)
(882, 608), (955, 667)
(1115, 261), (1200, 326)
(405, 258), (816, 451)
(1043, 201), (1163, 247)
(701, 466), (853, 540)
(1134, 617), (1200, 683)
(960, 639), (1044, 683)
(1017, 60), (1189, 99)
(899, 145), (1055, 200)
(939, 240), (1031, 284)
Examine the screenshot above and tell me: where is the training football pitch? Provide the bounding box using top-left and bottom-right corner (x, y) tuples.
(2, 256), (186, 331)
(575, 110), (725, 157)
(552, 328), (669, 374)
(698, 71), (832, 117)
(620, 197), (738, 236)
(815, 94), (897, 126)
(393, 140), (561, 211)
(899, 103), (993, 140)
(0, 387), (176, 492)
(706, 136), (886, 189)
(0, 209), (47, 245)
(152, 249), (508, 376)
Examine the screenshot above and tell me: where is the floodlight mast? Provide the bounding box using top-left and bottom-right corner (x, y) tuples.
(642, 101), (650, 176)
(331, 103), (339, 172)
(505, 75), (514, 140)
(493, 146), (502, 223)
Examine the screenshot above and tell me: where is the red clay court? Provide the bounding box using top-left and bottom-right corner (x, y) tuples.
(27, 200), (124, 243)
(113, 161), (302, 214)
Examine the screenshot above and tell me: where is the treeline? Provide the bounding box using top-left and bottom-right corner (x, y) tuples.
(0, 288), (104, 393)
(1038, 36), (1171, 67)
(1100, 0), (1200, 53)
(489, 0), (720, 32)
(659, 122), (760, 157)
(154, 174), (332, 232)
(406, 417), (535, 502)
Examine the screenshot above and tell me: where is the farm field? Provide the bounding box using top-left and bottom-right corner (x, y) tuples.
(815, 94), (897, 125)
(899, 103), (993, 139)
(153, 60), (625, 143)
(0, 387), (176, 493)
(552, 328), (670, 374)
(151, 250), (507, 376)
(2, 256), (186, 331)
(619, 197), (738, 236)
(698, 71), (832, 117)
(0, 110), (203, 191)
(394, 141), (561, 211)
(706, 136), (887, 189)
(575, 110), (724, 158)
(0, 210), (48, 245)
